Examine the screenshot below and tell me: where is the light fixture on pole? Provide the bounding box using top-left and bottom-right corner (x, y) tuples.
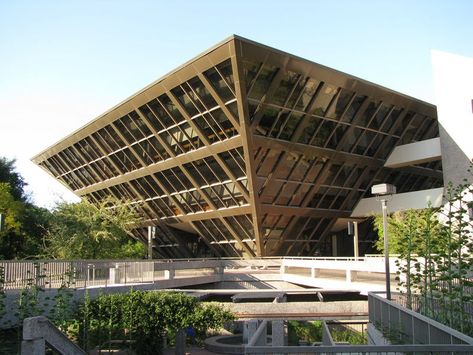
(147, 226), (156, 260)
(347, 221), (359, 261)
(371, 183), (396, 300)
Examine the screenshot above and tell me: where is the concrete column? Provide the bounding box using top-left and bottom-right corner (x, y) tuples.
(271, 320), (286, 355)
(353, 221), (359, 260)
(255, 322), (267, 346)
(175, 329), (186, 355)
(21, 339), (46, 355)
(165, 269), (175, 280)
(243, 320), (258, 343)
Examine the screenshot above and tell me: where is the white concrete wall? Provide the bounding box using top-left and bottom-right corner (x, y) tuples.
(432, 50), (473, 186)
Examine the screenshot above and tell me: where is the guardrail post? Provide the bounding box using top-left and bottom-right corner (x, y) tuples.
(346, 269), (357, 283)
(311, 268), (319, 277)
(165, 269), (175, 280)
(279, 264), (286, 275)
(109, 264), (118, 285)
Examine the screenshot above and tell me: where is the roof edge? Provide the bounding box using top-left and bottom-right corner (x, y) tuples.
(233, 35), (436, 109)
(32, 34), (239, 162)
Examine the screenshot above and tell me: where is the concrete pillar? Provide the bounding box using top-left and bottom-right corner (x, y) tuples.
(332, 235), (337, 256)
(353, 221), (359, 260)
(255, 322), (267, 346)
(165, 269), (175, 280)
(243, 320), (258, 343)
(175, 329), (186, 355)
(271, 320), (286, 355)
(21, 339), (46, 355)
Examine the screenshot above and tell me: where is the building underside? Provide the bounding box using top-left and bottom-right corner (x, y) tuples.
(33, 36), (443, 258)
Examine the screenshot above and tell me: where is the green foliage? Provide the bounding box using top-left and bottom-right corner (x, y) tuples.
(373, 208), (442, 254)
(0, 158), (52, 259)
(0, 158), (26, 202)
(16, 263), (47, 322)
(330, 326), (367, 344)
(376, 173), (473, 336)
(77, 290), (234, 354)
(45, 198), (145, 259)
(50, 269), (77, 332)
(287, 320), (322, 345)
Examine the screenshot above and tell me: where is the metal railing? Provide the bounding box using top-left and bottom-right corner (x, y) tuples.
(1, 256), (396, 291)
(2, 256), (427, 291)
(244, 316), (473, 354)
(0, 259), (225, 290)
(244, 344), (473, 353)
(368, 291), (473, 345)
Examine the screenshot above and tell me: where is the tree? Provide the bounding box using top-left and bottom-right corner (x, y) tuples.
(45, 198), (145, 259)
(0, 158), (51, 259)
(0, 157), (27, 201)
(373, 177), (473, 335)
(372, 208), (442, 255)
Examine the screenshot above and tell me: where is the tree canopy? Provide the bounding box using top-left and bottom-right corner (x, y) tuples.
(0, 159), (50, 259)
(45, 198), (145, 259)
(373, 208), (443, 255)
(0, 157), (144, 260)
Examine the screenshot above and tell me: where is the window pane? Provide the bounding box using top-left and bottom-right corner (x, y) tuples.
(311, 84), (338, 116)
(270, 71), (300, 107)
(248, 65), (278, 102)
(326, 88), (353, 120)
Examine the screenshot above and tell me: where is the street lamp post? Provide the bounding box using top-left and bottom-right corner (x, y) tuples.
(371, 183), (396, 300)
(147, 226), (156, 260)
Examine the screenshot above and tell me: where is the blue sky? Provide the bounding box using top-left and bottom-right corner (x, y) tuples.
(1, 0), (472, 207)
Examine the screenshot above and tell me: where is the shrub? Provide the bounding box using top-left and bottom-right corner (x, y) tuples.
(77, 290), (234, 354)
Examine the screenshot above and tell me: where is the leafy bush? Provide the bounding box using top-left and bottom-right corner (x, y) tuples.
(288, 320), (322, 345)
(77, 290), (234, 354)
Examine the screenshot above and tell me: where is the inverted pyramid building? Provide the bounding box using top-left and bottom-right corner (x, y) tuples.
(33, 36), (443, 258)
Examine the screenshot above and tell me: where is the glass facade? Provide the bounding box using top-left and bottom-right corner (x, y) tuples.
(34, 37), (443, 258)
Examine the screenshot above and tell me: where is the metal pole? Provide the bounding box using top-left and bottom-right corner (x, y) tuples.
(147, 226), (153, 260)
(381, 198), (391, 300)
(353, 221), (359, 261)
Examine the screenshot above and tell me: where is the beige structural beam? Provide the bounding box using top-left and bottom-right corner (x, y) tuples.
(384, 138), (441, 168)
(350, 187), (444, 217)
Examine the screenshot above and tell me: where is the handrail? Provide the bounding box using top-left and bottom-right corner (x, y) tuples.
(368, 291), (473, 345)
(21, 316), (86, 355)
(245, 344), (473, 353)
(1, 256), (401, 290)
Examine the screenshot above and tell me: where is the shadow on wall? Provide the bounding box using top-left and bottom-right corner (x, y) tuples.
(439, 123), (472, 188)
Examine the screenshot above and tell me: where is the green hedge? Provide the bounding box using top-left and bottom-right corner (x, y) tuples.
(78, 290), (234, 354)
